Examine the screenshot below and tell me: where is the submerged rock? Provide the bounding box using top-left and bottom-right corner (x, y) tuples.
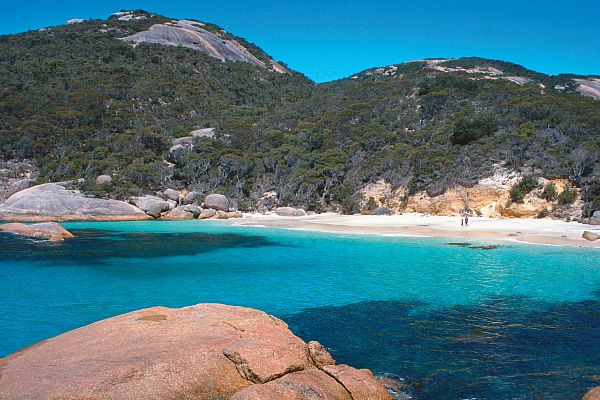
(275, 207), (308, 217)
(0, 303), (390, 400)
(0, 222), (73, 241)
(204, 194), (230, 211)
(0, 183), (149, 222)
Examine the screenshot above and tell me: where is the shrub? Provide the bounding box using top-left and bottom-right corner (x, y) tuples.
(365, 196), (378, 211)
(510, 176), (539, 203)
(451, 117), (498, 145)
(558, 185), (577, 205)
(541, 183), (558, 201)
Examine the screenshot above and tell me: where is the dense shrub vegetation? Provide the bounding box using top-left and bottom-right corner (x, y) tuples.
(0, 11), (599, 215)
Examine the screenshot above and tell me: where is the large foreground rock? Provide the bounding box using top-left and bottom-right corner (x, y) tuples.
(585, 387), (600, 400)
(0, 303), (390, 400)
(0, 183), (150, 222)
(275, 207), (308, 217)
(204, 193), (230, 211)
(0, 222), (73, 241)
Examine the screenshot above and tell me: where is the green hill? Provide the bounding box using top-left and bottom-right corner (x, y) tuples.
(1, 11), (599, 216)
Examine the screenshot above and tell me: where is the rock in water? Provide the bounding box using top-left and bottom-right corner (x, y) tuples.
(0, 222), (73, 241)
(0, 183), (150, 222)
(275, 207), (308, 217)
(584, 387), (600, 400)
(131, 196), (172, 218)
(204, 194), (230, 211)
(0, 303), (390, 400)
(582, 231), (600, 241)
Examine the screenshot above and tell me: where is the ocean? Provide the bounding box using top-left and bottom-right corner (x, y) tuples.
(1, 220), (599, 399)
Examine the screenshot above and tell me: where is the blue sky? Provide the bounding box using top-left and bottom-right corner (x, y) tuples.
(1, 0), (599, 82)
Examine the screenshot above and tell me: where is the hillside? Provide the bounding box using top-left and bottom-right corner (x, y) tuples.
(0, 11), (599, 218)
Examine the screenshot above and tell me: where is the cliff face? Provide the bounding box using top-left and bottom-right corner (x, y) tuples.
(361, 167), (582, 219)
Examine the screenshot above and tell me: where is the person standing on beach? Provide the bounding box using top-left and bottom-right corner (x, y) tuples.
(461, 218), (464, 227)
(465, 215), (469, 227)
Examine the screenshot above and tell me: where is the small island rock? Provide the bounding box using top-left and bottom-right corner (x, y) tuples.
(204, 194), (230, 211)
(0, 222), (74, 241)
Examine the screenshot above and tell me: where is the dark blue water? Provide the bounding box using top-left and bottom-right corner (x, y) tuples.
(1, 221), (599, 399)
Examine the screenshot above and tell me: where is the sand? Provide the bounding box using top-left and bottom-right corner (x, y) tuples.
(228, 213), (600, 248)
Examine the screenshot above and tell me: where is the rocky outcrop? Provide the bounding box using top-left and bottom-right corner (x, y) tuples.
(0, 222), (73, 241)
(275, 207), (308, 217)
(198, 208), (217, 219)
(0, 160), (37, 203)
(0, 183), (150, 222)
(584, 387), (600, 400)
(163, 206), (195, 220)
(582, 231), (600, 241)
(95, 175), (112, 185)
(121, 21), (287, 73)
(588, 211), (600, 225)
(182, 191), (199, 204)
(131, 195), (172, 218)
(204, 194), (230, 211)
(0, 303), (390, 400)
(361, 171), (581, 219)
(163, 188), (180, 202)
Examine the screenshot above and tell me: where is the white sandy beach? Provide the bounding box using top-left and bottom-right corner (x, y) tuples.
(230, 213), (600, 248)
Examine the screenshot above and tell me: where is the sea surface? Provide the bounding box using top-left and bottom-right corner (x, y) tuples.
(1, 220), (599, 399)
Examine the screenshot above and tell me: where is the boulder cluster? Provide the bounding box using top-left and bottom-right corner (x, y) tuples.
(0, 303), (392, 400)
(131, 191), (243, 220)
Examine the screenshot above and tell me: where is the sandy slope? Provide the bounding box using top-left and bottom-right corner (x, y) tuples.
(229, 213), (600, 248)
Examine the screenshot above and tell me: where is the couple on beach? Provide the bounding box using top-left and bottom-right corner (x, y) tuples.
(461, 216), (469, 227)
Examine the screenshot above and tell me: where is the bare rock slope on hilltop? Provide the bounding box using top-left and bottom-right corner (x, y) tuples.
(122, 19), (288, 73)
(0, 183), (150, 222)
(0, 303), (391, 400)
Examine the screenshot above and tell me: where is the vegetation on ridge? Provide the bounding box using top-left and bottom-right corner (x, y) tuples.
(0, 11), (599, 216)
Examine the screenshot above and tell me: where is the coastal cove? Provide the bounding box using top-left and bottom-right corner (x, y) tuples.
(1, 220), (600, 399)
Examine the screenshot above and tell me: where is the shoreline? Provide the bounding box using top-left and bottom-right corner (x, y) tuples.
(229, 213), (600, 249)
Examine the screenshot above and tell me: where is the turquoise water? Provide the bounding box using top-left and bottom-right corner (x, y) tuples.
(1, 220), (599, 399)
